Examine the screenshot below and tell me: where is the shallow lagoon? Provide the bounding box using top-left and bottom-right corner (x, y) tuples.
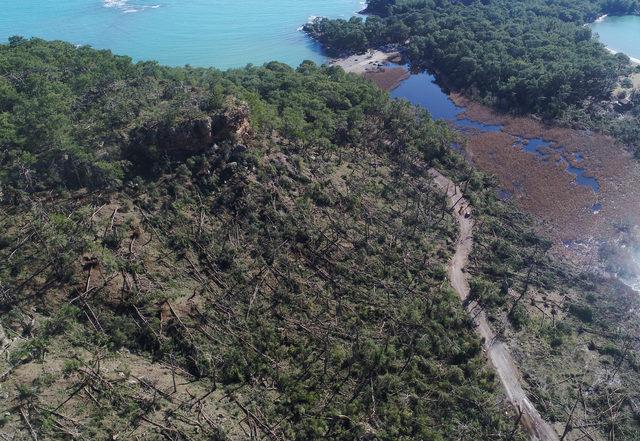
(390, 69), (601, 194)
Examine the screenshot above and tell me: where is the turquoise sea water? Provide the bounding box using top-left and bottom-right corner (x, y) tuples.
(0, 0), (362, 68)
(590, 15), (640, 61)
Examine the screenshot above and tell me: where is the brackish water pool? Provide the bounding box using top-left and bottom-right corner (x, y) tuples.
(0, 0), (362, 68)
(590, 15), (640, 61)
(390, 70), (602, 194)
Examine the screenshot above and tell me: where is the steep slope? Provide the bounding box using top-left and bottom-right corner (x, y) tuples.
(0, 39), (526, 440)
(2, 37), (638, 441)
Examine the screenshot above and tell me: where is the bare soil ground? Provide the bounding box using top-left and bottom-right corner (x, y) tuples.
(331, 49), (409, 91)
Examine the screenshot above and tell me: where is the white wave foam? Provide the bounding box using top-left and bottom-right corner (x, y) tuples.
(103, 0), (128, 7)
(103, 0), (160, 14)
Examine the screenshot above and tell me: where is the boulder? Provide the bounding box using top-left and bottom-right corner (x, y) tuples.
(212, 97), (253, 143)
(229, 144), (248, 162)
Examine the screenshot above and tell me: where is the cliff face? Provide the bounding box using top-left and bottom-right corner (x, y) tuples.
(129, 97), (252, 156)
(130, 115), (215, 153)
(212, 97), (253, 144)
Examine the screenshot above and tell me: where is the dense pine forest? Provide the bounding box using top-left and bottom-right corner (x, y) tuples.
(0, 37), (521, 440)
(0, 31), (639, 441)
(305, 0), (640, 155)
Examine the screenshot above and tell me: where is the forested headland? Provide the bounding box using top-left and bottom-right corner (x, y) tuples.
(1, 36), (639, 440)
(305, 0), (640, 156)
(0, 37), (522, 440)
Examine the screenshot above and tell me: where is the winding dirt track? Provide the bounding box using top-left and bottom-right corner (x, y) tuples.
(429, 169), (559, 441)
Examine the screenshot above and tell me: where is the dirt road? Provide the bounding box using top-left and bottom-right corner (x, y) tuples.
(429, 169), (559, 441)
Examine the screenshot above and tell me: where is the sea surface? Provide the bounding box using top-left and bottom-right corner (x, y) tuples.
(0, 0), (363, 68)
(590, 15), (640, 61)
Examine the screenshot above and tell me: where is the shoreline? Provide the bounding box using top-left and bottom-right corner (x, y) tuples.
(594, 13), (608, 23)
(589, 14), (640, 65)
(605, 46), (640, 65)
(336, 46), (640, 287)
(331, 49), (409, 91)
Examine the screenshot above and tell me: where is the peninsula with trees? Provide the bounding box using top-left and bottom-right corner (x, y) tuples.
(0, 1), (640, 440)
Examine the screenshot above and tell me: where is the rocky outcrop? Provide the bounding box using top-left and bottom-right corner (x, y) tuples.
(212, 97), (253, 144)
(130, 115), (215, 154)
(129, 96), (252, 156)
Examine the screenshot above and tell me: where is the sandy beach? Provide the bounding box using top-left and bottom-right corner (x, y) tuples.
(594, 14), (608, 23)
(331, 49), (409, 91)
(605, 47), (640, 65)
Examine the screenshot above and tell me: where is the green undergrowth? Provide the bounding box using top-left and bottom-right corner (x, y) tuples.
(466, 185), (640, 439)
(0, 39), (525, 440)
